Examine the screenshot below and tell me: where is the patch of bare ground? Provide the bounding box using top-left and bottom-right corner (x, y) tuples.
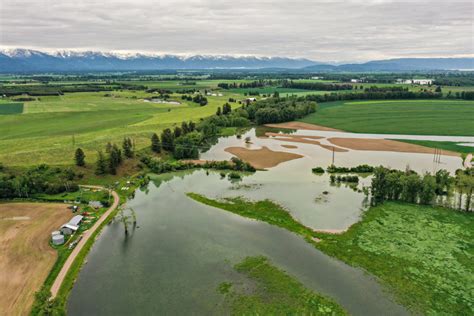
(224, 146), (303, 169)
(265, 121), (341, 131)
(328, 138), (459, 156)
(265, 133), (348, 153)
(0, 203), (71, 315)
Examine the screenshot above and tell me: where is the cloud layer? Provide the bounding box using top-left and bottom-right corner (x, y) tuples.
(1, 0), (472, 61)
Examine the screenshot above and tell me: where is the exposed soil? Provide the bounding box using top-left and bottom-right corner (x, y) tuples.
(328, 138), (459, 156)
(0, 203), (71, 315)
(265, 121), (341, 131)
(224, 146), (303, 169)
(265, 133), (348, 153)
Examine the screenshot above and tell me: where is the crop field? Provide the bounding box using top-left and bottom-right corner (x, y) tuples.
(299, 99), (474, 136)
(0, 202), (72, 315)
(0, 89), (242, 165)
(0, 102), (24, 114)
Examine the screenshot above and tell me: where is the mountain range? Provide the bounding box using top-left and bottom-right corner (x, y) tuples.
(0, 49), (472, 72)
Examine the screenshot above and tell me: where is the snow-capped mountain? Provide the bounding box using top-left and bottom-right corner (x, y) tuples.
(0, 49), (319, 72)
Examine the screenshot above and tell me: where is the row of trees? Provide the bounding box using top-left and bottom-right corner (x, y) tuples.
(93, 138), (135, 175)
(0, 164), (79, 199)
(371, 167), (473, 212)
(281, 80), (353, 91)
(304, 90), (443, 103)
(181, 94), (208, 106)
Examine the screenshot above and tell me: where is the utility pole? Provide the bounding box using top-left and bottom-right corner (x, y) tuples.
(332, 147), (335, 165)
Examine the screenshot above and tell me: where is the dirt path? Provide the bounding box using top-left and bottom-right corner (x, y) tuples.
(50, 187), (120, 298)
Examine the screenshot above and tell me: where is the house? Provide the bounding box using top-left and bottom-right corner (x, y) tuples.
(242, 98), (256, 105)
(89, 201), (103, 209)
(350, 79), (361, 83)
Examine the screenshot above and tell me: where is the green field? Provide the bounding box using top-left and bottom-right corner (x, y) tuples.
(395, 139), (474, 154)
(299, 99), (474, 136)
(0, 102), (23, 114)
(0, 89), (242, 166)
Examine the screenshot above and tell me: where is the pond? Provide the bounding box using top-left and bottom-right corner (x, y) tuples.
(68, 127), (465, 315)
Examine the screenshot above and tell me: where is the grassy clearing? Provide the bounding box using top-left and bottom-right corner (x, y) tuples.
(186, 193), (319, 240)
(222, 256), (347, 315)
(395, 139), (474, 154)
(299, 99), (474, 136)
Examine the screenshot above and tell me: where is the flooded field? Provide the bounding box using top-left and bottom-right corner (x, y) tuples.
(68, 127), (467, 315)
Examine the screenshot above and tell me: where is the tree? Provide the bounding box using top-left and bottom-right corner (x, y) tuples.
(419, 174), (436, 205)
(151, 133), (161, 153)
(161, 128), (174, 151)
(122, 138), (133, 158)
(95, 151), (107, 175)
(173, 131), (202, 159)
(435, 86), (442, 93)
(181, 121), (189, 134)
(222, 103), (232, 115)
(216, 107), (222, 116)
(74, 148), (85, 167)
(173, 126), (182, 138)
(108, 145), (122, 175)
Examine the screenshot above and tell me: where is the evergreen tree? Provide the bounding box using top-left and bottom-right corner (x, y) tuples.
(173, 126), (182, 138)
(151, 133), (161, 153)
(74, 148), (85, 167)
(95, 151), (107, 175)
(181, 121), (189, 134)
(122, 138), (133, 158)
(216, 107), (222, 116)
(222, 103), (232, 115)
(188, 121), (196, 132)
(108, 145), (122, 175)
(161, 128), (175, 151)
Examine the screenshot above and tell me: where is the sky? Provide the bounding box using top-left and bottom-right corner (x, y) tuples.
(0, 0), (473, 62)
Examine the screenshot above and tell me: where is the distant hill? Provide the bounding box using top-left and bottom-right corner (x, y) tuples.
(303, 58), (474, 72)
(0, 49), (472, 72)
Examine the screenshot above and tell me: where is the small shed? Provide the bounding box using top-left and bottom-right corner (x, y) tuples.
(69, 215), (83, 226)
(52, 234), (65, 245)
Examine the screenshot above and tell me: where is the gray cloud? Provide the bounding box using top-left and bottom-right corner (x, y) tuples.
(0, 0), (472, 61)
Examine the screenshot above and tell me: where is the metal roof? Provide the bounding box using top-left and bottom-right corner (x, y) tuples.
(69, 215), (83, 226)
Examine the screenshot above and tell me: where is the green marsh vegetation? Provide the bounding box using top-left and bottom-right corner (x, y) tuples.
(395, 139), (474, 154)
(221, 256), (347, 315)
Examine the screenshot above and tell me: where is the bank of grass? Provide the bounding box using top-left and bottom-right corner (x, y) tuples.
(188, 193), (474, 315)
(186, 193), (321, 241)
(299, 99), (474, 136)
(222, 256), (347, 315)
(318, 202), (474, 315)
(395, 139), (474, 154)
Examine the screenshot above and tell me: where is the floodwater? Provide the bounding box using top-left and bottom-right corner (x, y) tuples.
(68, 128), (465, 315)
(68, 171), (407, 316)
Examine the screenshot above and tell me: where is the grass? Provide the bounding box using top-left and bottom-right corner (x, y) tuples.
(395, 139), (474, 154)
(0, 102), (23, 114)
(299, 99), (474, 136)
(188, 193), (474, 315)
(186, 193), (320, 241)
(318, 202), (474, 315)
(222, 256), (347, 315)
(0, 89), (241, 166)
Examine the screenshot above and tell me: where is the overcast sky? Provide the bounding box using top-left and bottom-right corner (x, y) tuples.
(0, 0), (472, 62)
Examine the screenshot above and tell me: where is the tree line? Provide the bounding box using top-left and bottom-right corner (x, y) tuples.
(281, 80), (353, 91)
(370, 166), (473, 212)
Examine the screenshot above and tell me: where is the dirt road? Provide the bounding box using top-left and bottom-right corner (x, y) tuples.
(50, 187), (119, 298)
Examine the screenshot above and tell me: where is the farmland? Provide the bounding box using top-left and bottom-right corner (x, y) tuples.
(0, 202), (72, 315)
(299, 99), (474, 136)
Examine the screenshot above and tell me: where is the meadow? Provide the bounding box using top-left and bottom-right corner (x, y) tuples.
(0, 88), (242, 165)
(299, 99), (474, 136)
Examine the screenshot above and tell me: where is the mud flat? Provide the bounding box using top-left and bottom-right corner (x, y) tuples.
(265, 121), (341, 131)
(328, 138), (459, 156)
(224, 146), (303, 169)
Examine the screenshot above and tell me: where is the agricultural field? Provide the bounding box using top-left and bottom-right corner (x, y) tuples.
(299, 99), (474, 136)
(0, 87), (243, 166)
(0, 202), (72, 315)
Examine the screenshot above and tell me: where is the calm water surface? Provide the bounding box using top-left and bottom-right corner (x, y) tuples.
(68, 128), (465, 315)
